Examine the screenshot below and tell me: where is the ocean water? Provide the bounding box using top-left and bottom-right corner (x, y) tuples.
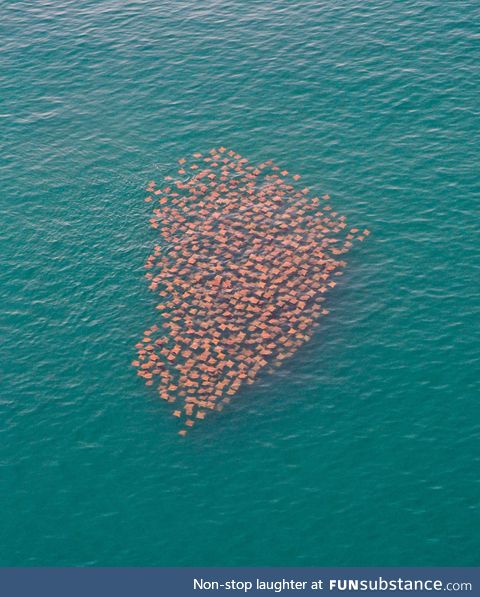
(1, 0), (479, 566)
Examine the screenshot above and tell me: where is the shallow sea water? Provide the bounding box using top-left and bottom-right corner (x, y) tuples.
(1, 0), (479, 566)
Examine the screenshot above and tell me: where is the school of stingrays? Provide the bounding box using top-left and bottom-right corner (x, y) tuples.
(133, 148), (369, 436)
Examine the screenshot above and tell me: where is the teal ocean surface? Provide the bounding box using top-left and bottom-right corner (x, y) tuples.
(1, 1), (479, 566)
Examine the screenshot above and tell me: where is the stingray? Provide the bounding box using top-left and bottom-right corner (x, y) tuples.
(133, 148), (369, 435)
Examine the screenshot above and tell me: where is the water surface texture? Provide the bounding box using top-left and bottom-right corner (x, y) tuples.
(1, 0), (479, 566)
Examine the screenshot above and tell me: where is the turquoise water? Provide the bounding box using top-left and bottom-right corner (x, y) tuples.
(1, 0), (479, 566)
